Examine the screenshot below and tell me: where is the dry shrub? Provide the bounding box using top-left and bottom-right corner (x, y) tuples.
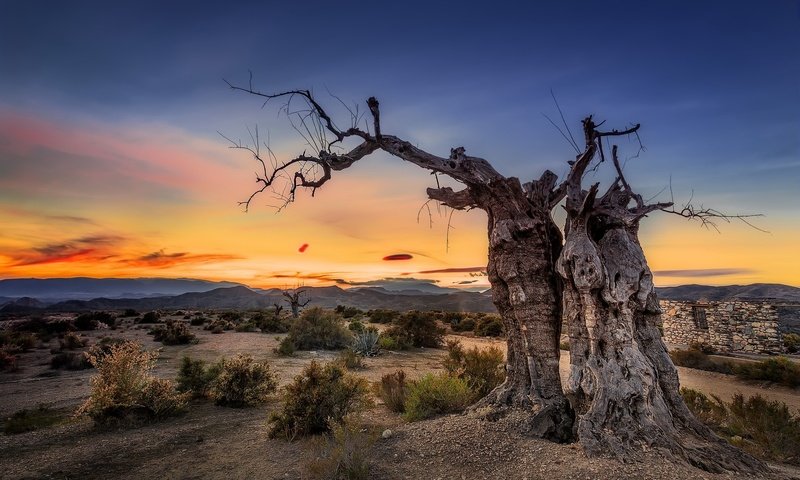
(306, 417), (376, 480)
(442, 340), (505, 398)
(378, 370), (408, 413)
(336, 349), (364, 370)
(51, 351), (92, 370)
(59, 332), (87, 350)
(269, 361), (371, 439)
(785, 333), (800, 353)
(211, 354), (277, 407)
(275, 337), (296, 356)
(403, 373), (473, 421)
(75, 341), (187, 426)
(0, 349), (18, 372)
(366, 309), (398, 324)
(669, 347), (732, 374)
(151, 320), (196, 345)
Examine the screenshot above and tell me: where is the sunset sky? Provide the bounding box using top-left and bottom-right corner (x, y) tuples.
(1, 1), (798, 290)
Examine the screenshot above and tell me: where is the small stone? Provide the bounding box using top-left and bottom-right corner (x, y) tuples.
(382, 429), (393, 439)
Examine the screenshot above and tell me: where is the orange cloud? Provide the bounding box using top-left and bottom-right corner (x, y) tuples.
(123, 250), (242, 268)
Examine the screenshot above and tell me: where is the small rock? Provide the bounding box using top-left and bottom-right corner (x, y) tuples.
(382, 429), (393, 439)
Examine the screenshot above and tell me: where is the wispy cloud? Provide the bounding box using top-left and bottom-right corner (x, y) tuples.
(8, 234), (125, 266)
(653, 268), (756, 278)
(125, 249), (241, 268)
(412, 266), (486, 274)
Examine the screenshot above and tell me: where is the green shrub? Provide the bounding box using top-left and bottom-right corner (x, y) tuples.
(442, 340), (505, 398)
(288, 308), (352, 351)
(268, 361), (371, 439)
(378, 370), (408, 413)
(474, 315), (504, 337)
(335, 305), (364, 319)
(451, 317), (476, 333)
(10, 332), (37, 352)
(189, 316), (207, 326)
(151, 320), (197, 345)
(219, 311), (244, 323)
(204, 319), (234, 333)
(403, 373), (473, 421)
(559, 340), (570, 351)
(366, 309), (398, 324)
(176, 356), (222, 398)
(275, 337), (296, 356)
(76, 341), (187, 425)
(210, 354), (277, 407)
(306, 418), (376, 480)
(139, 311), (162, 324)
(336, 349), (364, 370)
(385, 311), (445, 348)
(235, 321), (258, 332)
(669, 347), (732, 374)
(251, 311), (289, 333)
(785, 333), (800, 354)
(351, 329), (379, 356)
(681, 388), (800, 464)
(3, 405), (65, 434)
(689, 342), (716, 355)
(733, 357), (800, 388)
(377, 334), (409, 351)
(348, 320), (365, 333)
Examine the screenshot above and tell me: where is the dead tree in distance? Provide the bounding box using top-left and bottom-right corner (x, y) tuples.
(282, 288), (309, 318)
(226, 82), (764, 474)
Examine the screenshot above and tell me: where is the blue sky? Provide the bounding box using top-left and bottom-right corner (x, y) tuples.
(0, 1), (798, 287)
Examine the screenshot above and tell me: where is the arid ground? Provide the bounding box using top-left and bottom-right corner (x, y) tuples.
(1, 315), (799, 480)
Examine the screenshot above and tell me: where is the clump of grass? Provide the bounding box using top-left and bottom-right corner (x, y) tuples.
(4, 405), (66, 434)
(75, 341), (187, 426)
(306, 417), (376, 480)
(378, 370), (408, 413)
(275, 337), (296, 356)
(681, 388), (800, 464)
(210, 354), (277, 407)
(441, 340), (505, 398)
(403, 373), (473, 421)
(669, 347), (733, 374)
(268, 361), (371, 439)
(335, 349), (364, 370)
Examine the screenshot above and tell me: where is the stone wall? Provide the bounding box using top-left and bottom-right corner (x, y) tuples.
(660, 300), (783, 353)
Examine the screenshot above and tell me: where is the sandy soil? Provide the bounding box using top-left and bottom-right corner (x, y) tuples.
(1, 316), (799, 479)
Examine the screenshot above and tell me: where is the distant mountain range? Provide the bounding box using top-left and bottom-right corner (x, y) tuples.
(0, 278), (797, 315)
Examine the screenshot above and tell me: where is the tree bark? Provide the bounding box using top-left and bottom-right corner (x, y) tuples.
(558, 203), (764, 473)
(468, 177), (573, 442)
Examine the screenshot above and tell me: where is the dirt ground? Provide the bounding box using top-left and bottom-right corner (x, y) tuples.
(1, 316), (799, 479)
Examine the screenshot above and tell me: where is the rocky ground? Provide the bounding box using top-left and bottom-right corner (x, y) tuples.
(1, 316), (799, 479)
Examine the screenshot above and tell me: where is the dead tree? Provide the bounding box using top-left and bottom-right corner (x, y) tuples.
(272, 303), (284, 319)
(226, 83), (764, 473)
(282, 289), (309, 318)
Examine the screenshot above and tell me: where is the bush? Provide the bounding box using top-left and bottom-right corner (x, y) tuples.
(306, 418), (376, 480)
(335, 305), (364, 319)
(336, 349), (364, 370)
(10, 332), (36, 352)
(403, 373), (473, 421)
(377, 334), (409, 351)
(669, 347), (732, 374)
(269, 361), (370, 439)
(288, 308), (352, 351)
(785, 333), (800, 354)
(176, 356), (222, 398)
(139, 311), (161, 324)
(0, 349), (18, 372)
(121, 309), (139, 317)
(151, 320), (197, 345)
(210, 354), (277, 407)
(219, 311), (244, 323)
(681, 388), (800, 464)
(442, 340), (505, 398)
(474, 315), (504, 337)
(733, 357), (800, 388)
(451, 317), (476, 333)
(251, 311), (289, 333)
(351, 329), (379, 357)
(51, 351), (92, 370)
(190, 316), (207, 326)
(205, 318), (234, 333)
(378, 370), (408, 413)
(235, 321), (258, 332)
(75, 311), (114, 330)
(59, 332), (87, 350)
(4, 405), (64, 434)
(366, 309), (398, 324)
(348, 320), (365, 333)
(275, 337), (296, 356)
(75, 341), (187, 425)
(559, 340), (570, 351)
(689, 341), (716, 355)
(385, 311), (445, 348)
